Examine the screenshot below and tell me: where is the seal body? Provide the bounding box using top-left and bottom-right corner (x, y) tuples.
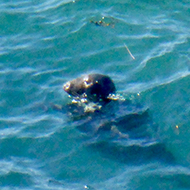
(60, 74), (174, 165)
(63, 74), (116, 102)
(62, 73), (153, 137)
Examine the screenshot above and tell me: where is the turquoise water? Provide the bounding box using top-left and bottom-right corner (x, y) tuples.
(1, 0), (190, 189)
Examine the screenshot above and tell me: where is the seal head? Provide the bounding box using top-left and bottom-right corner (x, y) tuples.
(63, 74), (116, 102)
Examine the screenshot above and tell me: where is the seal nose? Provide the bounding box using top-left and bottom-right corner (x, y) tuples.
(63, 82), (70, 92)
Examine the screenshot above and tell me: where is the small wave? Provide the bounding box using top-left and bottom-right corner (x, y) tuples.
(0, 158), (46, 189)
(0, 118), (24, 139)
(0, 1), (31, 13)
(0, 34), (41, 55)
(1, 0), (74, 14)
(136, 35), (187, 72)
(125, 69), (190, 93)
(118, 33), (159, 40)
(33, 0), (74, 13)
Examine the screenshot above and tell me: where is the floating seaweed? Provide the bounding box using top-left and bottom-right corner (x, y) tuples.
(90, 17), (115, 27)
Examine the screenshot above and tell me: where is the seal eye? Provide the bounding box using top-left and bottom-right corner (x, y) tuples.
(63, 82), (70, 91)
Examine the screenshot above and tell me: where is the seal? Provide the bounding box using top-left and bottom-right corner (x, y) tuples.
(63, 74), (116, 102)
(60, 74), (174, 165)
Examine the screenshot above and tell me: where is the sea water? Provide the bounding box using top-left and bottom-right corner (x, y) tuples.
(1, 0), (190, 189)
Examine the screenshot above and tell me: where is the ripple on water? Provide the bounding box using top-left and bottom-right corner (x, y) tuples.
(0, 0), (190, 189)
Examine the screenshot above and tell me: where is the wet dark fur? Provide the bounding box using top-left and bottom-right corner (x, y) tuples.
(63, 74), (116, 102)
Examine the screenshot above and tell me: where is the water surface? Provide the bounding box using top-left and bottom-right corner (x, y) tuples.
(1, 0), (190, 189)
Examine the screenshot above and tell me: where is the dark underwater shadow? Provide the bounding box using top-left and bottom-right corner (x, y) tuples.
(52, 97), (175, 166)
(87, 140), (175, 165)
